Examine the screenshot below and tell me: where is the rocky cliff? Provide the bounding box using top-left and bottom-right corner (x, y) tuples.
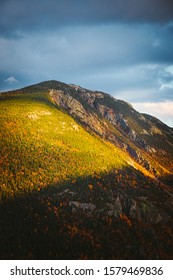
(36, 81), (173, 183)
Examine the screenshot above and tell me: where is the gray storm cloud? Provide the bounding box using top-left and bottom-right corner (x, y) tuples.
(1, 0), (173, 36)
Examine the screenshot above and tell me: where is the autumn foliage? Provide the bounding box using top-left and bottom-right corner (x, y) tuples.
(0, 92), (173, 260)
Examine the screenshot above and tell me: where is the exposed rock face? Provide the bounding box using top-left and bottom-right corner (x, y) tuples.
(49, 85), (168, 175)
(49, 89), (87, 120)
(105, 196), (170, 224)
(49, 89), (107, 137)
(69, 201), (96, 212)
(54, 181), (172, 226)
(89, 102), (152, 152)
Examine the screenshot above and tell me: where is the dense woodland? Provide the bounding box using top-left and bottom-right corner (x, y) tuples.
(0, 88), (173, 259)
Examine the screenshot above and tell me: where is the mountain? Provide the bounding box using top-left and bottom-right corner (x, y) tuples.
(0, 80), (173, 259)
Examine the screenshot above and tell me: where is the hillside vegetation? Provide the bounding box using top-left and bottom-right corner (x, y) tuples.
(0, 93), (127, 198)
(0, 84), (173, 259)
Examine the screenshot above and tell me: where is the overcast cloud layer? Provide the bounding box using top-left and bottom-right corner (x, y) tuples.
(0, 0), (173, 126)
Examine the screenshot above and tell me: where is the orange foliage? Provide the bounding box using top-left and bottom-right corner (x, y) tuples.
(119, 213), (132, 227)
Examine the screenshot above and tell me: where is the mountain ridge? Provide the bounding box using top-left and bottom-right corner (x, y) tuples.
(1, 80), (173, 181)
(2, 79), (173, 127)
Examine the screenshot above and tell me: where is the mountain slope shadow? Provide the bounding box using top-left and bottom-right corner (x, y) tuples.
(1, 167), (173, 260)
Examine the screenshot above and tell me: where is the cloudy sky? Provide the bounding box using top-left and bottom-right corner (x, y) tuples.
(0, 0), (173, 126)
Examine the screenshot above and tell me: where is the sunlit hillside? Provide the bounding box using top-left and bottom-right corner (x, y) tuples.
(0, 93), (127, 198)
